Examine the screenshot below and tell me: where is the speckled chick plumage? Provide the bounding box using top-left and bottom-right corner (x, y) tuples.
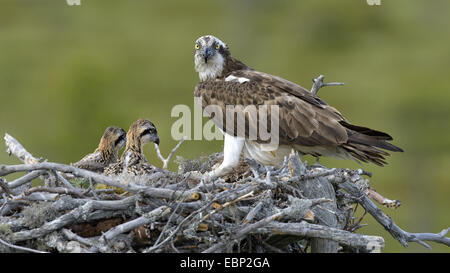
(72, 126), (126, 173)
(104, 118), (160, 176)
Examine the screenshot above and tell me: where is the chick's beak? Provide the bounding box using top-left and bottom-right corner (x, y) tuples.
(153, 135), (160, 146)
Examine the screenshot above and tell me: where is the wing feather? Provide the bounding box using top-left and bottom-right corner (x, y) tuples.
(195, 69), (402, 165)
(194, 70), (349, 147)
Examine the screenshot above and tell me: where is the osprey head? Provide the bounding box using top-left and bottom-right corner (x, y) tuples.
(194, 35), (228, 81)
(100, 126), (126, 152)
(127, 118), (160, 151)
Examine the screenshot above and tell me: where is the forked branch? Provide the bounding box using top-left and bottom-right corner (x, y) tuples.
(310, 74), (344, 95)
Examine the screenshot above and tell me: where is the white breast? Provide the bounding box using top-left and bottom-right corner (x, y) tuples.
(243, 141), (292, 167)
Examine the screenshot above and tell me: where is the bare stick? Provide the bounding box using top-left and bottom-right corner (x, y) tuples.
(333, 177), (450, 249)
(153, 192), (189, 247)
(145, 197), (219, 252)
(8, 196), (138, 243)
(310, 75), (344, 95)
(202, 191), (254, 222)
(61, 228), (103, 253)
(4, 133), (40, 165)
(243, 198), (265, 224)
(405, 228), (450, 248)
(0, 162), (138, 191)
(203, 197), (330, 253)
(4, 133), (79, 192)
(154, 136), (187, 169)
(100, 206), (171, 244)
(289, 168), (338, 182)
(52, 170), (81, 193)
(0, 162), (204, 203)
(203, 210), (286, 253)
(2, 170), (46, 191)
(24, 186), (84, 198)
(365, 188), (401, 209)
(0, 178), (12, 197)
(0, 237), (49, 253)
(253, 221), (384, 252)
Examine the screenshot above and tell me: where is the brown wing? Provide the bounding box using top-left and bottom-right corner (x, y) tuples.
(73, 161), (107, 173)
(72, 152), (108, 173)
(194, 70), (349, 147)
(231, 70), (328, 107)
(195, 69), (403, 166)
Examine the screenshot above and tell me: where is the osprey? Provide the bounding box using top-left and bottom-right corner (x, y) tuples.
(193, 35), (403, 178)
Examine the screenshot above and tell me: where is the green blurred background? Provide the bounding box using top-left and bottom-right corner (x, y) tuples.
(0, 0), (448, 252)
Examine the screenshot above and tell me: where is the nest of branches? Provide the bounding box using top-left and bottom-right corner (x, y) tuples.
(0, 133), (449, 253)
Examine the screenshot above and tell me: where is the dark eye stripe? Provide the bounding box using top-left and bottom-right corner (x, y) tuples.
(140, 128), (153, 137)
(114, 135), (125, 146)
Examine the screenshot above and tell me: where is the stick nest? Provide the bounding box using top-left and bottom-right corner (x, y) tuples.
(1, 134), (449, 253)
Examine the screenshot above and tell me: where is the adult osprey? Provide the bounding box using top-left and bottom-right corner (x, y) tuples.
(193, 35), (403, 177)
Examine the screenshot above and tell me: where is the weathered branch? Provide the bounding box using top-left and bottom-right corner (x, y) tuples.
(253, 221), (384, 252)
(100, 206), (170, 244)
(2, 170), (46, 193)
(0, 162), (203, 202)
(310, 74), (344, 95)
(4, 133), (40, 165)
(155, 136), (187, 169)
(365, 187), (401, 209)
(329, 173), (450, 249)
(203, 197), (333, 253)
(4, 133), (81, 193)
(0, 237), (49, 253)
(8, 196), (138, 243)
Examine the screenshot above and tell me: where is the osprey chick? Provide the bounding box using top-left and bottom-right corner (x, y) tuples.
(72, 126), (126, 173)
(104, 118), (160, 176)
(193, 35), (403, 178)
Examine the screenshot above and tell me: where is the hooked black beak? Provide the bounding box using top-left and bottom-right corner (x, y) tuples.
(154, 136), (160, 146)
(201, 47), (215, 63)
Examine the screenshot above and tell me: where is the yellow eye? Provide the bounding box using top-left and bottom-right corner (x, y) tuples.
(216, 43), (220, 50)
(195, 44), (200, 50)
